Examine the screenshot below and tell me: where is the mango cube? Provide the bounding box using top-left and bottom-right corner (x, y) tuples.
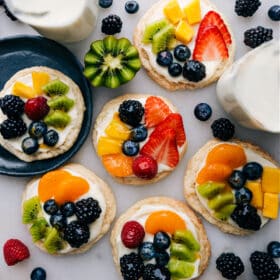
(175, 20), (194, 44)
(262, 193), (279, 219)
(246, 181), (263, 209)
(163, 0), (184, 25)
(261, 166), (280, 193)
(97, 136), (122, 156)
(12, 81), (36, 99)
(183, 0), (201, 25)
(105, 113), (130, 140)
(32, 72), (50, 95)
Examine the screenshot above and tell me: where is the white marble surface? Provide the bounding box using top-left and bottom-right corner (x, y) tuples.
(0, 1), (279, 279)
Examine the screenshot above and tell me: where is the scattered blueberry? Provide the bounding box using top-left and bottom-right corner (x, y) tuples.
(155, 251), (170, 267)
(122, 140), (139, 156)
(268, 5), (280, 21)
(156, 51), (173, 67)
(168, 63), (182, 77)
(61, 202), (76, 217)
(130, 125), (148, 142)
(228, 170), (247, 189)
(31, 267), (46, 280)
(50, 211), (67, 230)
(153, 231), (171, 250)
(99, 0), (113, 8)
(43, 199), (59, 215)
(235, 187), (253, 204)
(125, 1), (139, 14)
(242, 162), (263, 180)
(267, 241), (280, 258)
(43, 129), (59, 147)
(174, 44), (191, 62)
(28, 121), (47, 139)
(194, 103), (212, 121)
(22, 137), (39, 155)
(138, 242), (156, 261)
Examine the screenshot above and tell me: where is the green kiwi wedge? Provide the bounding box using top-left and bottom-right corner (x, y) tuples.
(170, 243), (196, 262)
(197, 182), (225, 199)
(43, 79), (69, 96)
(44, 228), (65, 254)
(152, 24), (175, 54)
(22, 196), (41, 224)
(168, 258), (195, 278)
(173, 230), (200, 252)
(47, 96), (74, 112)
(208, 193), (235, 211)
(44, 111), (71, 129)
(142, 19), (169, 43)
(214, 204), (237, 221)
(29, 218), (49, 242)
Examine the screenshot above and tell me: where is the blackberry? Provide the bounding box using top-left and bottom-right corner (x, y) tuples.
(75, 198), (102, 224)
(235, 0), (261, 17)
(120, 253), (144, 280)
(101, 14), (122, 35)
(119, 100), (144, 127)
(244, 26), (273, 48)
(216, 253), (244, 279)
(0, 118), (27, 139)
(211, 118), (235, 141)
(0, 95), (25, 118)
(231, 203), (261, 231)
(143, 264), (171, 280)
(250, 251), (280, 280)
(182, 60), (206, 82)
(3, 2), (17, 21)
(63, 221), (90, 248)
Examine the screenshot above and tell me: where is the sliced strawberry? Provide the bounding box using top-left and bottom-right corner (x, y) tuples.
(198, 11), (232, 45)
(154, 113), (186, 147)
(193, 26), (229, 61)
(145, 96), (172, 128)
(140, 128), (179, 168)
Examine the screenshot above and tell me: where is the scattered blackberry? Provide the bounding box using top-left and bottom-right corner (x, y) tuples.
(244, 26), (273, 48)
(231, 203), (261, 231)
(0, 118), (27, 139)
(101, 14), (122, 35)
(119, 100), (144, 127)
(3, 2), (17, 21)
(75, 198), (102, 224)
(216, 253), (244, 280)
(0, 95), (25, 118)
(120, 253), (144, 280)
(63, 221), (90, 248)
(143, 264), (171, 280)
(211, 118), (235, 141)
(235, 0), (261, 17)
(250, 251), (280, 280)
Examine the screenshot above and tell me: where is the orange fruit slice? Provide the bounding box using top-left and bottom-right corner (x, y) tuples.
(102, 154), (133, 177)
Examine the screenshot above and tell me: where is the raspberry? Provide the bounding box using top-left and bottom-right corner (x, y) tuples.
(244, 26), (273, 48)
(211, 118), (235, 141)
(121, 221), (145, 248)
(235, 0), (261, 17)
(0, 95), (25, 118)
(132, 155), (158, 179)
(24, 97), (50, 121)
(101, 14), (122, 35)
(120, 253), (144, 280)
(0, 118), (27, 139)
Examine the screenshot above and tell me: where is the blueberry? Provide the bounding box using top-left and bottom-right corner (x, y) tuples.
(43, 129), (59, 147)
(183, 60), (206, 82)
(61, 202), (75, 217)
(268, 5), (280, 21)
(122, 140), (139, 156)
(130, 125), (148, 142)
(50, 211), (67, 230)
(43, 199), (59, 215)
(242, 162), (263, 180)
(22, 137), (39, 154)
(194, 103), (212, 121)
(267, 241), (280, 258)
(125, 1), (139, 14)
(155, 251), (170, 267)
(228, 170), (247, 189)
(99, 0), (113, 8)
(138, 242), (156, 261)
(31, 267), (46, 280)
(168, 63), (182, 77)
(235, 187), (253, 204)
(156, 51), (173, 67)
(174, 44), (191, 62)
(28, 121), (47, 138)
(153, 231), (171, 250)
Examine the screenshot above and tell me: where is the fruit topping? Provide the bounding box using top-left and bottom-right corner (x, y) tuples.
(102, 14), (122, 35)
(194, 103), (212, 121)
(99, 0), (113, 8)
(61, 202), (76, 217)
(230, 203), (261, 231)
(130, 125), (148, 142)
(0, 95), (25, 118)
(32, 72), (50, 95)
(153, 231), (171, 251)
(43, 199), (59, 215)
(43, 129), (59, 146)
(122, 140), (139, 156)
(144, 96), (172, 128)
(197, 182), (225, 199)
(156, 50), (173, 67)
(22, 137), (39, 155)
(208, 193), (234, 211)
(25, 96), (50, 121)
(29, 218), (49, 242)
(143, 264), (171, 280)
(216, 252), (244, 280)
(214, 204), (237, 221)
(28, 121), (48, 139)
(47, 96), (74, 112)
(246, 181), (263, 209)
(244, 26), (273, 48)
(105, 113), (130, 140)
(75, 198), (102, 224)
(50, 211), (67, 230)
(152, 24), (175, 54)
(97, 136), (122, 156)
(125, 1), (139, 14)
(139, 242), (156, 261)
(142, 20), (168, 44)
(119, 100), (144, 127)
(0, 118), (27, 139)
(12, 81), (36, 99)
(263, 193), (279, 219)
(261, 167), (280, 193)
(250, 251), (280, 280)
(174, 44), (191, 62)
(211, 118), (235, 141)
(22, 196), (41, 224)
(132, 155), (158, 179)
(183, 0), (201, 25)
(121, 221), (145, 249)
(182, 60), (206, 82)
(31, 267), (47, 280)
(156, 251), (170, 267)
(120, 252), (144, 280)
(170, 243), (196, 262)
(228, 170), (247, 189)
(145, 210), (186, 234)
(168, 63), (182, 77)
(235, 0), (261, 17)
(3, 239), (30, 266)
(44, 110), (71, 128)
(242, 162), (263, 180)
(268, 5), (280, 21)
(234, 187), (253, 204)
(175, 20), (194, 44)
(163, 0), (183, 25)
(267, 241), (280, 258)
(167, 259), (195, 278)
(43, 227), (65, 254)
(42, 79), (69, 96)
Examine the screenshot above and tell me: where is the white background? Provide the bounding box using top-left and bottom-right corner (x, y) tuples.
(0, 0), (279, 279)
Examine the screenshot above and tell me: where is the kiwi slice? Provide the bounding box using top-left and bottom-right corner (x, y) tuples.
(152, 24), (175, 54)
(29, 218), (49, 242)
(22, 196), (41, 224)
(43, 79), (69, 96)
(168, 258), (195, 278)
(197, 182), (225, 199)
(47, 96), (74, 112)
(170, 243), (196, 262)
(142, 19), (168, 43)
(44, 228), (65, 254)
(173, 230), (200, 252)
(84, 36), (141, 89)
(208, 193), (235, 211)
(214, 204), (237, 221)
(44, 111), (71, 129)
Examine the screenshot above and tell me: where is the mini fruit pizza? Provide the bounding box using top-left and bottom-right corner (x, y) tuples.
(22, 163), (116, 255)
(110, 197), (210, 280)
(134, 0), (235, 90)
(0, 66), (85, 162)
(92, 94), (187, 185)
(184, 139), (280, 235)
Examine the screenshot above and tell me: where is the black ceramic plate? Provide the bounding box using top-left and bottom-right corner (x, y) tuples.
(0, 35), (92, 176)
